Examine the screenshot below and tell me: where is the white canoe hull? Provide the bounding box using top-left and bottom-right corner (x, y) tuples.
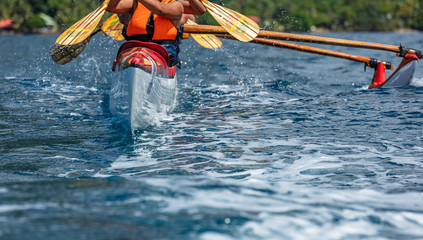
(110, 67), (177, 130)
(109, 41), (177, 131)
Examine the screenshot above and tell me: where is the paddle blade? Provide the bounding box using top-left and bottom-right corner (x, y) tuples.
(186, 19), (222, 49)
(56, 0), (110, 45)
(201, 0), (259, 42)
(101, 14), (125, 41)
(50, 33), (95, 65)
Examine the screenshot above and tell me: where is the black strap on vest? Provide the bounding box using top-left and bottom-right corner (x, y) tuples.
(146, 12), (154, 37)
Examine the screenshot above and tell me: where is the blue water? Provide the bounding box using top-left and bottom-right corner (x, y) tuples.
(1, 32), (423, 239)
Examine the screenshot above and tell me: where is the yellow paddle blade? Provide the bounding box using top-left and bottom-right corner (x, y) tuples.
(201, 0), (259, 42)
(101, 14), (125, 41)
(55, 0), (110, 45)
(50, 33), (95, 65)
(186, 19), (222, 49)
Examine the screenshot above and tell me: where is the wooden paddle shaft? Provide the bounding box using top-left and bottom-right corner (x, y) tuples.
(260, 31), (399, 53)
(183, 25), (420, 57)
(213, 34), (393, 69)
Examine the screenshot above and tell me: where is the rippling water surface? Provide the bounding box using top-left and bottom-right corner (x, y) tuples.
(1, 32), (423, 239)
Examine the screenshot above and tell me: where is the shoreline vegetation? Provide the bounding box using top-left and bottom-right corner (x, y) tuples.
(1, 0), (423, 34)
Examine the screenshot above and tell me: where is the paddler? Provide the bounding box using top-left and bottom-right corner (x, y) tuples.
(107, 0), (206, 68)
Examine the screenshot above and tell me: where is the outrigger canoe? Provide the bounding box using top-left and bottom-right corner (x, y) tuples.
(107, 39), (419, 131)
(50, 10), (421, 131)
(109, 40), (177, 130)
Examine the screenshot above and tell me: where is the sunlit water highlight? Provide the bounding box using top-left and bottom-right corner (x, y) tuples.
(1, 32), (423, 239)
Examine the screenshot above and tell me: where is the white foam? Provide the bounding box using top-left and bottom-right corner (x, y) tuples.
(410, 77), (423, 87)
(0, 203), (57, 213)
(58, 169), (94, 178)
(46, 155), (81, 161)
(200, 232), (235, 240)
(109, 151), (155, 170)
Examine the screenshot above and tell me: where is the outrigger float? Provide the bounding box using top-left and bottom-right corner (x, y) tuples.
(183, 24), (421, 89)
(50, 1), (422, 131)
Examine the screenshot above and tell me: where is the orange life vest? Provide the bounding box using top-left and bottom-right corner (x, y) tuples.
(126, 0), (178, 41)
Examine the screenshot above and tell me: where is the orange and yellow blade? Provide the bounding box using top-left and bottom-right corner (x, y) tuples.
(101, 14), (125, 41)
(201, 0), (259, 42)
(56, 0), (111, 45)
(186, 19), (222, 49)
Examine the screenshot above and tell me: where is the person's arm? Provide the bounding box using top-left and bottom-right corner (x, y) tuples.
(180, 0), (206, 15)
(181, 14), (195, 24)
(107, 0), (135, 14)
(137, 0), (184, 19)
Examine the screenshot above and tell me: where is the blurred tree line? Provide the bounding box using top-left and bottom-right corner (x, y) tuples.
(215, 0), (423, 31)
(1, 0), (423, 32)
(0, 0), (98, 32)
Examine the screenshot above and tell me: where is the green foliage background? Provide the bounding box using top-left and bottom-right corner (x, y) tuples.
(1, 0), (423, 32)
